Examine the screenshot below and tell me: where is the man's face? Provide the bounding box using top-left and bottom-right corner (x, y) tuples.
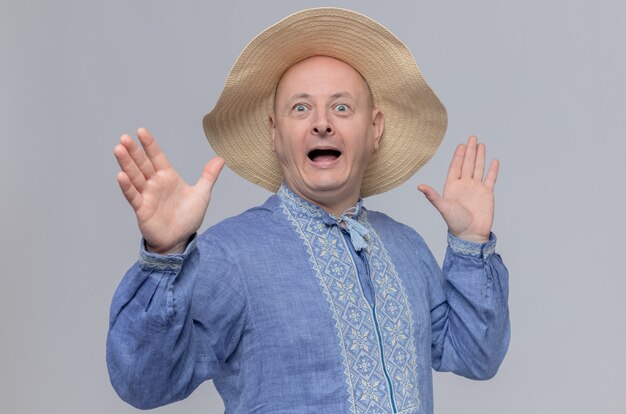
(270, 56), (384, 212)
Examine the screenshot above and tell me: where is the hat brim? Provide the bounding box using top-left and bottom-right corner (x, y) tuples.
(203, 7), (447, 197)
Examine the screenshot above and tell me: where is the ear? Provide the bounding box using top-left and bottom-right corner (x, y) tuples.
(269, 114), (276, 152)
(372, 108), (384, 151)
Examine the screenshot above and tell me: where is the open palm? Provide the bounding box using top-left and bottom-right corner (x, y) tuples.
(114, 128), (224, 254)
(418, 136), (499, 243)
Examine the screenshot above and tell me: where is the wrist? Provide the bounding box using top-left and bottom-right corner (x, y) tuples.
(144, 234), (195, 255)
(449, 230), (489, 244)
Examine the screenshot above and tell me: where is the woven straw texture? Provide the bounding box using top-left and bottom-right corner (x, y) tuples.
(203, 7), (447, 197)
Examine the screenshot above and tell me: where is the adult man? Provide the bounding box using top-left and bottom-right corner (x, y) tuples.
(107, 8), (509, 414)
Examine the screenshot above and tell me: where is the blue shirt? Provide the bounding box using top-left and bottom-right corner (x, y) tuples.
(107, 183), (510, 413)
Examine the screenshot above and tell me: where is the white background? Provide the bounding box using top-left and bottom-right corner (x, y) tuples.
(1, 1), (625, 412)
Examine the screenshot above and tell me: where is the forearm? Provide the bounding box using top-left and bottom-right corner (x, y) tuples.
(431, 233), (510, 379)
(106, 238), (213, 409)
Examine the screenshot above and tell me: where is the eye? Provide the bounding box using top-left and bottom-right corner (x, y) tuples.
(293, 104), (308, 112)
(335, 104), (349, 112)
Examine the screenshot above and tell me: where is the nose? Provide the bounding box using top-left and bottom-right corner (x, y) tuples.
(311, 111), (334, 136)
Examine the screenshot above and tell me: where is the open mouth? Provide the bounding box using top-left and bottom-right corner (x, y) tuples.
(307, 148), (342, 163)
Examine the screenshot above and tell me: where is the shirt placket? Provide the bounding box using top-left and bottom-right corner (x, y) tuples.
(339, 226), (399, 413)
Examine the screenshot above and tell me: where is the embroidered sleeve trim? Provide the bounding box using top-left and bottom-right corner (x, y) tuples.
(447, 232), (497, 259)
(137, 235), (197, 271)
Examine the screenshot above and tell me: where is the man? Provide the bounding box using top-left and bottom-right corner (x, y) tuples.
(107, 8), (509, 414)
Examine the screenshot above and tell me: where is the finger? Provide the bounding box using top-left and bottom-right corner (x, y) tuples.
(114, 143), (147, 191)
(120, 133), (156, 179)
(446, 144), (465, 181)
(116, 171), (143, 212)
(484, 159), (500, 190)
(136, 127), (172, 172)
(417, 184), (447, 213)
(461, 135), (478, 179)
(473, 143), (486, 181)
(195, 157), (226, 198)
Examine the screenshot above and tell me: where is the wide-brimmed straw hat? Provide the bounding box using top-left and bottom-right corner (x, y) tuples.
(203, 7), (447, 197)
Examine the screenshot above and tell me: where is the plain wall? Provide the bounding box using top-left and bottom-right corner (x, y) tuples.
(1, 0), (625, 413)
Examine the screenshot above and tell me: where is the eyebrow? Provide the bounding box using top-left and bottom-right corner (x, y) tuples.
(330, 92), (355, 100)
(287, 93), (312, 103)
(286, 92), (356, 103)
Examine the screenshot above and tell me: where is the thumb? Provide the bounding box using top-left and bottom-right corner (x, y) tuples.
(195, 156), (225, 198)
(417, 184), (446, 212)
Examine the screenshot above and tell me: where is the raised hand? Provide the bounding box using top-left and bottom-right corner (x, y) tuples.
(418, 136), (499, 243)
(113, 127), (225, 254)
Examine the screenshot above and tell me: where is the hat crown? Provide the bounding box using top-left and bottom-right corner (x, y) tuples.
(203, 7), (447, 197)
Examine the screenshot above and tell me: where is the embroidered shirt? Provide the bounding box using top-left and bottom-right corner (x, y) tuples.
(107, 184), (510, 413)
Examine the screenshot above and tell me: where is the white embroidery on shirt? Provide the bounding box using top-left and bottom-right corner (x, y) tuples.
(278, 185), (421, 413)
(448, 232), (496, 259)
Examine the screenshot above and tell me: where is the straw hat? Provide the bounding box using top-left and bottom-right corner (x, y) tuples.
(203, 7), (447, 197)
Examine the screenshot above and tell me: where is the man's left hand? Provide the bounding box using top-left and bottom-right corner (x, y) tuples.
(418, 136), (499, 243)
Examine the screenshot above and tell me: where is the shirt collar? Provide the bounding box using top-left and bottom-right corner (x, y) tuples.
(277, 183), (370, 251)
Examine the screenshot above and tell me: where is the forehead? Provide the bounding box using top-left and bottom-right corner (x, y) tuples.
(275, 56), (370, 99)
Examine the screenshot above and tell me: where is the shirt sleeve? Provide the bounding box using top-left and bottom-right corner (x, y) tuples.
(106, 233), (247, 409)
(429, 232), (510, 380)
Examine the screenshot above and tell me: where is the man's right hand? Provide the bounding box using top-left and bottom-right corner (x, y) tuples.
(113, 127), (225, 255)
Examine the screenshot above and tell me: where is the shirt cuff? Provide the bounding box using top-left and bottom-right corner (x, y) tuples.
(138, 234), (197, 271)
(447, 232), (497, 259)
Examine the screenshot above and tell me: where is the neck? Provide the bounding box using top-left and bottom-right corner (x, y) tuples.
(283, 183), (360, 216)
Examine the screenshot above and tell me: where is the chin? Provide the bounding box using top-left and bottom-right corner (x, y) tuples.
(306, 181), (362, 203)
(304, 176), (348, 193)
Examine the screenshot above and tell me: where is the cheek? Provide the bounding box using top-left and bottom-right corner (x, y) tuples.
(276, 124), (309, 154)
(273, 135), (303, 166)
(344, 130), (376, 162)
